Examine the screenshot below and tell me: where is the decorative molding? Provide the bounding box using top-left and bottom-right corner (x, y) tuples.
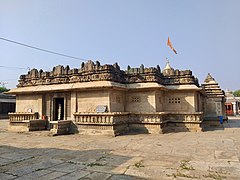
(18, 60), (199, 87)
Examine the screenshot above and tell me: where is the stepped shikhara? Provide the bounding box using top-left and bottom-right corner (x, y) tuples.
(202, 73), (225, 97)
(201, 73), (226, 122)
(7, 60), (226, 135)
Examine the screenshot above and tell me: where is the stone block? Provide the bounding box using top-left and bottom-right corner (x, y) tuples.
(49, 120), (72, 135)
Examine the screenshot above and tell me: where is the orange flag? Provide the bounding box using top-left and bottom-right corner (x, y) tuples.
(167, 37), (177, 54)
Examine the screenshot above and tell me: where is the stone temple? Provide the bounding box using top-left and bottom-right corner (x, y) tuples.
(7, 60), (226, 135)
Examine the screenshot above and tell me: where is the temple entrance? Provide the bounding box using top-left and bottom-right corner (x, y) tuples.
(225, 103), (233, 116)
(54, 98), (64, 120)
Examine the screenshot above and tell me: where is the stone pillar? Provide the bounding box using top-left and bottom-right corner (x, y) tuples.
(42, 94), (46, 119)
(71, 91), (77, 120)
(64, 95), (67, 120)
(221, 98), (227, 119)
(50, 94), (53, 121)
(235, 102), (239, 115)
(233, 102), (237, 116)
(38, 94), (43, 119)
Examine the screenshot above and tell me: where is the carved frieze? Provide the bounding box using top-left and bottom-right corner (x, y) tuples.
(17, 60), (199, 87)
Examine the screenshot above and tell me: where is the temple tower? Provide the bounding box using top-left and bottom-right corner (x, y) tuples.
(202, 73), (226, 124)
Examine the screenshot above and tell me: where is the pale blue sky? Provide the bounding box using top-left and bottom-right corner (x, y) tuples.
(0, 0), (240, 90)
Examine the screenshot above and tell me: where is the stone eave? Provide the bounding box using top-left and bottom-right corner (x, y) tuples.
(6, 81), (201, 95)
(126, 82), (166, 90)
(165, 85), (202, 91)
(226, 99), (239, 103)
(0, 99), (16, 103)
(205, 94), (225, 98)
(202, 82), (218, 86)
(6, 81), (127, 94)
(0, 93), (15, 98)
(7, 81), (168, 94)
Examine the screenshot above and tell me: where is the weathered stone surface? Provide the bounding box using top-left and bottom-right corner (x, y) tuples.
(17, 60), (199, 87)
(202, 73), (226, 121)
(202, 73), (225, 97)
(7, 61), (225, 135)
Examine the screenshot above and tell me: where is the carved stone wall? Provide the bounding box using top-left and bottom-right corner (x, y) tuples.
(18, 61), (125, 87)
(18, 60), (199, 87)
(73, 112), (203, 135)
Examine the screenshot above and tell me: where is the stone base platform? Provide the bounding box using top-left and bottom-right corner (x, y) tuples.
(128, 123), (164, 134)
(49, 120), (72, 135)
(73, 112), (203, 136)
(7, 112), (204, 136)
(201, 116), (228, 130)
(164, 121), (202, 133)
(201, 119), (224, 131)
(76, 123), (128, 136)
(9, 119), (47, 132)
(0, 114), (9, 119)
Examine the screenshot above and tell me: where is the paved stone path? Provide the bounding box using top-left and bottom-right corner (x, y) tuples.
(1, 118), (240, 179)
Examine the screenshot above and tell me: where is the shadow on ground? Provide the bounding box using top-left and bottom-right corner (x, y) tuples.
(0, 145), (146, 180)
(202, 118), (240, 131)
(224, 119), (240, 128)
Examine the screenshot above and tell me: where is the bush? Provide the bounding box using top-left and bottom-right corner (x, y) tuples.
(233, 90), (240, 97)
(0, 86), (9, 93)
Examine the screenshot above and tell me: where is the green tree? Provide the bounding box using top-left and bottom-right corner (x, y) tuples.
(233, 90), (240, 97)
(0, 86), (9, 93)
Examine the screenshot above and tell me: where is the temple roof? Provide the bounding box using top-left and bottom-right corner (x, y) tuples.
(202, 73), (225, 97)
(162, 61), (175, 76)
(203, 73), (217, 84)
(225, 89), (234, 98)
(163, 61), (173, 70)
(0, 93), (15, 99)
(15, 60), (199, 88)
(0, 93), (16, 103)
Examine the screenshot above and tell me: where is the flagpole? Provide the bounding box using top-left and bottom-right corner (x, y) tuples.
(166, 57), (170, 64)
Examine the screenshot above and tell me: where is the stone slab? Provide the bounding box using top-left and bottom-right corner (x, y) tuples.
(0, 118), (240, 179)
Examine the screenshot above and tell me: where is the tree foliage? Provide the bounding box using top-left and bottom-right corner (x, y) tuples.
(0, 86), (9, 93)
(233, 90), (240, 97)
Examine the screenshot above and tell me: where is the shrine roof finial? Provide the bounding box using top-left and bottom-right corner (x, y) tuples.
(163, 58), (173, 70)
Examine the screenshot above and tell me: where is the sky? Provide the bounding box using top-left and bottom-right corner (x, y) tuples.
(0, 0), (240, 90)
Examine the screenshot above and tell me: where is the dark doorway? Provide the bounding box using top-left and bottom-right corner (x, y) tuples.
(54, 98), (64, 120)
